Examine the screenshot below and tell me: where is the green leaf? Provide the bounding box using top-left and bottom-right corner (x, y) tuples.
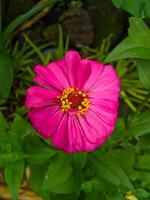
(0, 112), (9, 130)
(128, 18), (150, 89)
(46, 174), (77, 194)
(71, 153), (87, 190)
(26, 144), (57, 164)
(89, 154), (121, 185)
(0, 152), (25, 167)
(127, 110), (150, 137)
(136, 188), (150, 199)
(0, 48), (13, 99)
(136, 154), (150, 170)
(128, 17), (149, 35)
(0, 113), (10, 149)
(23, 33), (47, 65)
(136, 59), (150, 89)
(106, 191), (124, 200)
(109, 150), (135, 172)
(4, 160), (24, 200)
(139, 171), (150, 186)
(105, 31), (150, 63)
(90, 153), (134, 191)
(29, 164), (50, 199)
(11, 115), (36, 140)
(43, 152), (73, 191)
(138, 134), (150, 152)
(81, 181), (93, 193)
(112, 0), (150, 19)
(2, 0), (58, 43)
(72, 152), (87, 170)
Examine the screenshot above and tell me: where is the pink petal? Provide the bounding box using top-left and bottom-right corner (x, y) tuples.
(83, 60), (104, 91)
(33, 62), (69, 91)
(28, 105), (62, 138)
(67, 115), (86, 152)
(25, 86), (59, 109)
(78, 111), (107, 144)
(51, 114), (105, 153)
(88, 65), (120, 95)
(47, 59), (69, 88)
(51, 114), (69, 150)
(65, 50), (81, 87)
(77, 59), (91, 90)
(89, 105), (117, 133)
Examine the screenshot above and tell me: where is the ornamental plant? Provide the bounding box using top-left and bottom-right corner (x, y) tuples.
(25, 50), (120, 152)
(0, 1), (150, 200)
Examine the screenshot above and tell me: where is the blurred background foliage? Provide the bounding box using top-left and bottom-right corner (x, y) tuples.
(0, 0), (150, 200)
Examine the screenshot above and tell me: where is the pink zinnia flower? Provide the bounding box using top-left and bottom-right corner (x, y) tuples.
(25, 51), (120, 153)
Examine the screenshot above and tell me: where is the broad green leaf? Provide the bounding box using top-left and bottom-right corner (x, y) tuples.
(2, 0), (58, 43)
(136, 59), (150, 89)
(12, 115), (57, 165)
(136, 188), (150, 199)
(26, 144), (57, 164)
(90, 153), (134, 191)
(0, 152), (26, 167)
(139, 171), (150, 186)
(136, 154), (150, 170)
(11, 115), (36, 140)
(8, 131), (23, 152)
(128, 18), (150, 89)
(105, 31), (150, 63)
(4, 160), (24, 200)
(43, 152), (73, 190)
(108, 150), (135, 172)
(89, 154), (121, 186)
(112, 0), (150, 19)
(127, 110), (150, 137)
(29, 164), (50, 199)
(46, 174), (77, 194)
(0, 48), (13, 99)
(128, 17), (149, 35)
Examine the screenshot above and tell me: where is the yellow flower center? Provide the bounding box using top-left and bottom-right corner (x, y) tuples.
(57, 88), (89, 115)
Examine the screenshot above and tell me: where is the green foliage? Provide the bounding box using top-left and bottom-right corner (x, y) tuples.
(0, 111), (150, 199)
(112, 0), (150, 19)
(4, 160), (24, 200)
(105, 17), (150, 111)
(137, 59), (150, 89)
(0, 48), (13, 100)
(105, 29), (150, 62)
(0, 1), (150, 200)
(1, 0), (59, 44)
(127, 110), (150, 137)
(0, 0), (59, 101)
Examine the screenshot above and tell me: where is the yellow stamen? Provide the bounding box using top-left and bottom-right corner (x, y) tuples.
(57, 88), (89, 115)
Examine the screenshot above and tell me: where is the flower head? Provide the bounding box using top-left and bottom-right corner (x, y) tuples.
(25, 51), (120, 153)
